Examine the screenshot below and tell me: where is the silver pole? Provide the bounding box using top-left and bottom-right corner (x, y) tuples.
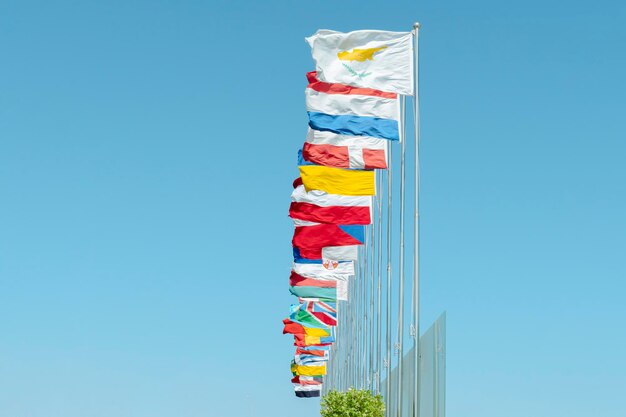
(351, 273), (357, 388)
(354, 271), (358, 388)
(331, 311), (336, 393)
(385, 145), (393, 415)
(358, 242), (367, 389)
(364, 232), (370, 389)
(336, 300), (341, 391)
(396, 95), (407, 416)
(376, 169), (383, 393)
(359, 243), (365, 389)
(363, 242), (368, 389)
(367, 219), (376, 393)
(331, 305), (336, 392)
(354, 270), (358, 389)
(412, 22), (422, 417)
(346, 276), (351, 390)
(339, 300), (343, 391)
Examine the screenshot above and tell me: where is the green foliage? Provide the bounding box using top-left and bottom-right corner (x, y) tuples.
(320, 388), (385, 417)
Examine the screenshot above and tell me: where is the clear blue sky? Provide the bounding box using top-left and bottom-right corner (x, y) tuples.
(1, 1), (625, 416)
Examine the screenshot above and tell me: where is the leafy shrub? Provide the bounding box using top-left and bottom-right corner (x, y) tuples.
(320, 388), (385, 417)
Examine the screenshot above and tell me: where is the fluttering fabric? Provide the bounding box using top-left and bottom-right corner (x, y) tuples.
(285, 27), (413, 398)
(290, 183), (372, 225)
(299, 164), (376, 196)
(306, 30), (414, 95)
(305, 71), (400, 142)
(303, 128), (388, 170)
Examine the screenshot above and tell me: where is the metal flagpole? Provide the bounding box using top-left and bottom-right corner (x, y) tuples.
(331, 305), (337, 392)
(353, 256), (357, 389)
(334, 306), (339, 392)
(342, 296), (348, 391)
(412, 22), (422, 417)
(350, 270), (360, 387)
(367, 216), (376, 393)
(358, 244), (367, 389)
(385, 145), (393, 415)
(363, 242), (368, 389)
(347, 276), (352, 389)
(396, 95), (407, 417)
(376, 168), (383, 393)
(352, 257), (363, 388)
(354, 271), (359, 388)
(364, 239), (369, 389)
(359, 244), (365, 389)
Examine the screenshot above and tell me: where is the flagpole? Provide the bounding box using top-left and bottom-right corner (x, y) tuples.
(412, 22), (422, 417)
(396, 95), (407, 417)
(354, 272), (358, 388)
(341, 298), (346, 390)
(385, 145), (393, 415)
(350, 272), (360, 387)
(334, 302), (340, 391)
(364, 240), (369, 389)
(376, 169), (383, 394)
(369, 217), (375, 392)
(359, 243), (365, 389)
(361, 235), (366, 390)
(363, 241), (369, 389)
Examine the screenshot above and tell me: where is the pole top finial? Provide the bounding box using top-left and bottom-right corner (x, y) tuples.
(413, 22), (421, 29)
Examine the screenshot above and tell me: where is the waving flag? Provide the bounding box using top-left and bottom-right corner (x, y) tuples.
(294, 351), (329, 365)
(303, 128), (388, 169)
(322, 245), (359, 261)
(293, 332), (335, 347)
(290, 183), (372, 225)
(289, 270), (337, 288)
(293, 223), (365, 260)
(299, 165), (375, 196)
(289, 285), (337, 301)
(305, 72), (400, 141)
(291, 361), (327, 377)
(282, 319), (331, 337)
(295, 347), (328, 357)
(289, 299), (337, 327)
(292, 261), (354, 279)
(294, 385), (321, 398)
(292, 375), (323, 385)
(308, 112), (399, 142)
(306, 30), (414, 95)
(291, 375), (324, 389)
(290, 271), (349, 302)
(290, 271), (338, 288)
(290, 282), (348, 302)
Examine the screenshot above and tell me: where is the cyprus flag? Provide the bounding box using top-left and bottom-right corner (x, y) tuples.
(306, 29), (414, 96)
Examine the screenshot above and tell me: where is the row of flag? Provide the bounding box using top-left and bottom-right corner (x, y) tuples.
(283, 29), (414, 398)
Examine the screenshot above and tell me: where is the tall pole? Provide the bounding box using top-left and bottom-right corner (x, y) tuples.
(412, 22), (422, 417)
(359, 242), (368, 389)
(369, 221), (375, 391)
(376, 169), (383, 393)
(350, 274), (354, 390)
(355, 266), (360, 388)
(352, 271), (357, 387)
(385, 145), (393, 414)
(396, 95), (407, 417)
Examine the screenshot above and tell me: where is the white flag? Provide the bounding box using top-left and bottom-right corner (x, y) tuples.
(322, 245), (359, 261)
(306, 29), (414, 96)
(292, 262), (354, 280)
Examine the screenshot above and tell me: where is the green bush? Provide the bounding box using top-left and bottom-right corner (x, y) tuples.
(320, 388), (385, 417)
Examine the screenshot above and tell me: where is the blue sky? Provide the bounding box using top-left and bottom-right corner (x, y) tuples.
(1, 1), (625, 416)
